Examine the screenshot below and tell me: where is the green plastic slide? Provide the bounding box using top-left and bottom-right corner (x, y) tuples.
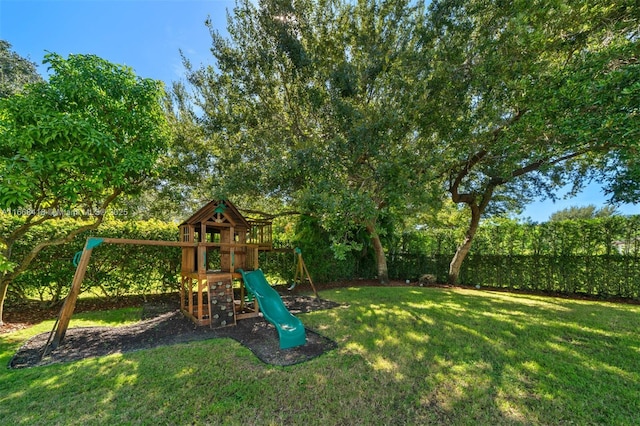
(238, 269), (306, 349)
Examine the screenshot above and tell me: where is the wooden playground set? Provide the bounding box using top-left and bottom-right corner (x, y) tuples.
(44, 200), (317, 357)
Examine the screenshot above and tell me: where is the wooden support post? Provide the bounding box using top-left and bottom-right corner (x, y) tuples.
(187, 279), (194, 316)
(47, 240), (97, 352)
(197, 278), (205, 322)
(180, 276), (187, 312)
(251, 246), (259, 270)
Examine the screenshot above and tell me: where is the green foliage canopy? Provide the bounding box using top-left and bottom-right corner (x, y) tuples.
(0, 53), (170, 324)
(0, 53), (169, 212)
(418, 0), (639, 282)
(0, 40), (42, 98)
(180, 0), (436, 282)
(549, 204), (618, 221)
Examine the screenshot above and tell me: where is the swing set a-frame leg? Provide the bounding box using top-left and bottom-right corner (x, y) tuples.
(41, 239), (100, 359)
(291, 248), (318, 298)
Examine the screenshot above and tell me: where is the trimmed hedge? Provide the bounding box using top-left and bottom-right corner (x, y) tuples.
(8, 218), (180, 301)
(461, 254), (640, 298)
(389, 216), (640, 299)
(259, 249), (376, 284)
(5, 214), (640, 302)
(388, 253), (640, 298)
(407, 216), (640, 256)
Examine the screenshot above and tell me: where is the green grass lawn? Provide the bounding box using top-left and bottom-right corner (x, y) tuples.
(1, 287), (639, 425)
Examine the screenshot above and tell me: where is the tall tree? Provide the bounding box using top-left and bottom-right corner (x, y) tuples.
(549, 205), (618, 222)
(127, 81), (216, 221)
(0, 53), (170, 324)
(419, 0), (639, 283)
(0, 40), (42, 98)
(181, 0), (434, 282)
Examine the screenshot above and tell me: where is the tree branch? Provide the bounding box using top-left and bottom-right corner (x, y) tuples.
(239, 208), (302, 219)
(4, 188), (123, 283)
(449, 149), (487, 204)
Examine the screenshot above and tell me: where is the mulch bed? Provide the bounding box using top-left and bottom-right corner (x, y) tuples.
(8, 295), (342, 369)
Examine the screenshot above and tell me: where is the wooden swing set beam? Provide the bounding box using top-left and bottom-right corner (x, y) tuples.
(42, 237), (304, 358)
(43, 236), (249, 357)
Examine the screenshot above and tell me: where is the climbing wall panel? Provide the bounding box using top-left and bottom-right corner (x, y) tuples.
(208, 278), (236, 328)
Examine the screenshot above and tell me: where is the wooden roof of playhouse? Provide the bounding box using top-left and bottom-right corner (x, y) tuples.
(180, 199), (251, 229)
(180, 199), (273, 251)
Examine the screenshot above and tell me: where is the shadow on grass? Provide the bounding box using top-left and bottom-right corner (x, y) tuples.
(1, 287), (639, 424)
(0, 336), (435, 424)
(306, 287), (640, 424)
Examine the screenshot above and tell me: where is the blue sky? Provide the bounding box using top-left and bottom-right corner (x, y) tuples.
(0, 0), (233, 83)
(1, 0), (637, 222)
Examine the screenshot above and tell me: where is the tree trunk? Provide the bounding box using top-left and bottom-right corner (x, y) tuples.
(0, 277), (10, 326)
(366, 221), (389, 284)
(448, 203), (482, 284)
